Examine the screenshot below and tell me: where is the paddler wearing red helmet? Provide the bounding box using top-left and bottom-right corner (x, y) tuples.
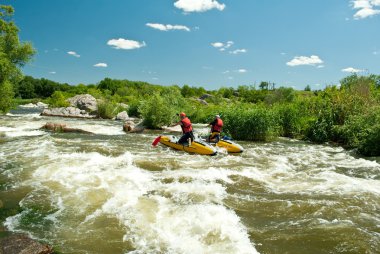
(171, 112), (195, 145)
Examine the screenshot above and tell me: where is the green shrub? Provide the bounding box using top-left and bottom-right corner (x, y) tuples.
(357, 124), (380, 156)
(222, 105), (280, 141)
(47, 91), (70, 108)
(139, 93), (176, 129)
(97, 100), (123, 119)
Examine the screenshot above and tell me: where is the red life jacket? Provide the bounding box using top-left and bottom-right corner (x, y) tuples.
(181, 117), (193, 133)
(212, 118), (223, 132)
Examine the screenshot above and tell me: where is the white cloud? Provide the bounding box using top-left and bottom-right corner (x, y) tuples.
(94, 63), (108, 68)
(174, 0), (225, 13)
(236, 69), (247, 73)
(211, 42), (224, 48)
(317, 65), (325, 68)
(49, 71), (56, 74)
(146, 23), (190, 32)
(286, 55), (324, 67)
(351, 0), (380, 19)
(211, 41), (234, 51)
(354, 7), (380, 18)
(341, 67), (364, 73)
(230, 49), (247, 54)
(222, 70), (230, 74)
(107, 38), (146, 50)
(67, 51), (80, 57)
(373, 50), (380, 55)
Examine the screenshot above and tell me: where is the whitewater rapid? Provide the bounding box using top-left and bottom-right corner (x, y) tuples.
(1, 109), (379, 253)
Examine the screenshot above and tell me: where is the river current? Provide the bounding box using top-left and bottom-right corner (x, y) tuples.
(0, 108), (379, 254)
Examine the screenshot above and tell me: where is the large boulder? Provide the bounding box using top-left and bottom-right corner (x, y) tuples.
(116, 111), (129, 121)
(67, 94), (97, 111)
(41, 107), (95, 118)
(0, 234), (53, 254)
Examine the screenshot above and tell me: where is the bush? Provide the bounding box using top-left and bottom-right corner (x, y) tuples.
(47, 91), (70, 108)
(97, 100), (124, 119)
(222, 105), (280, 141)
(357, 124), (380, 156)
(0, 81), (15, 113)
(139, 93), (177, 129)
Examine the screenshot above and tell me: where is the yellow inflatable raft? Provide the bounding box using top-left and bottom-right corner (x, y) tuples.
(158, 135), (217, 156)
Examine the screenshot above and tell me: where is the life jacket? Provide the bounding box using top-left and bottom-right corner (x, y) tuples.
(212, 118), (223, 133)
(181, 117), (193, 133)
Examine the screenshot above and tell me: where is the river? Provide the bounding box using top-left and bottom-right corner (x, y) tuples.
(0, 108), (379, 254)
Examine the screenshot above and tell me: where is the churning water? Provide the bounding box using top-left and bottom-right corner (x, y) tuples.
(0, 108), (379, 254)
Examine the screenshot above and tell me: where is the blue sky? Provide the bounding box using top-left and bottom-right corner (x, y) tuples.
(4, 0), (380, 90)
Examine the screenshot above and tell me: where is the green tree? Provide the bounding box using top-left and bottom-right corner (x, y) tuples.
(0, 5), (35, 113)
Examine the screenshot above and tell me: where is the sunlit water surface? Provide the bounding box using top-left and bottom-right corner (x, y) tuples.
(0, 108), (379, 254)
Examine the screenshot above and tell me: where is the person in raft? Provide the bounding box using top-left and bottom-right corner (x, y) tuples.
(172, 112), (195, 145)
(208, 114), (223, 143)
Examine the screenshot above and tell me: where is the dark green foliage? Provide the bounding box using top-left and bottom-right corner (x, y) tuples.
(0, 80), (14, 113)
(0, 5), (35, 113)
(222, 105), (280, 141)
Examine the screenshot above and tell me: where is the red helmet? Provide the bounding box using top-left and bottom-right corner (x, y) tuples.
(179, 112), (186, 117)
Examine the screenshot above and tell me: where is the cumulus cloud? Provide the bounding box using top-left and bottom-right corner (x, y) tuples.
(107, 38), (146, 50)
(146, 23), (190, 32)
(286, 55), (324, 67)
(230, 49), (247, 54)
(174, 0), (225, 13)
(351, 0), (380, 19)
(67, 51), (80, 57)
(211, 41), (234, 51)
(94, 63), (108, 68)
(341, 67), (364, 73)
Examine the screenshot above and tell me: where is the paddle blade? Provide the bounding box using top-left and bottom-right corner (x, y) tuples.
(152, 136), (161, 146)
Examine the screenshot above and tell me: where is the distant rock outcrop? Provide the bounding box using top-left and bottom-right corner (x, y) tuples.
(41, 107), (95, 118)
(0, 234), (53, 254)
(41, 123), (93, 134)
(67, 94), (97, 111)
(116, 111), (129, 121)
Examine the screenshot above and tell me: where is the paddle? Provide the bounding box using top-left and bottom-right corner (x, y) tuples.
(152, 135), (161, 146)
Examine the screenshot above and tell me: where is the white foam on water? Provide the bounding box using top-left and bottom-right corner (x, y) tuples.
(9, 148), (258, 254)
(0, 126), (45, 138)
(234, 143), (380, 198)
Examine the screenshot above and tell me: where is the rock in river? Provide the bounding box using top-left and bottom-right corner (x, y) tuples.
(0, 234), (53, 254)
(41, 107), (95, 118)
(67, 94), (97, 111)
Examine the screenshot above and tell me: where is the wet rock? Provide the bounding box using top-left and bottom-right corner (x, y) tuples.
(0, 234), (53, 254)
(123, 120), (135, 132)
(116, 111), (129, 121)
(129, 121), (146, 133)
(41, 123), (93, 134)
(36, 102), (48, 108)
(41, 107), (95, 118)
(67, 94), (97, 111)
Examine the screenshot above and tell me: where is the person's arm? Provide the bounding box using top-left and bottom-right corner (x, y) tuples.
(171, 121), (182, 127)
